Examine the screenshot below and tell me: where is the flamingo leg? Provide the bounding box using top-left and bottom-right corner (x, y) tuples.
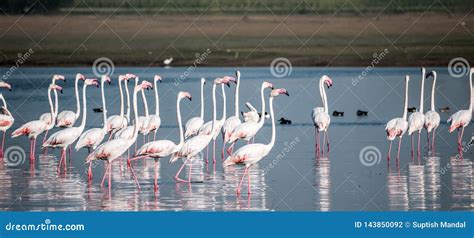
(31, 138), (36, 162)
(410, 134), (414, 158)
(426, 130), (430, 151)
(397, 137), (402, 160)
(322, 132), (326, 157)
(417, 131), (421, 159)
(108, 132), (113, 141)
(459, 127), (465, 155)
(317, 130), (321, 157)
(227, 142), (235, 156)
(101, 161), (110, 187)
(387, 140), (393, 162)
(128, 161), (141, 190)
(205, 146), (209, 165)
(221, 136), (225, 162)
(0, 131), (5, 158)
(432, 128), (436, 153)
(154, 160), (158, 191)
(153, 131), (157, 141)
(325, 131), (330, 152)
(247, 165), (252, 194)
(187, 158), (193, 183)
(237, 166), (250, 195)
(88, 162), (92, 180)
(212, 139), (216, 165)
(108, 161), (112, 188)
(174, 158), (189, 182)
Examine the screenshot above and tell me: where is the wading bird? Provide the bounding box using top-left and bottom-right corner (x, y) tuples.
(146, 75), (162, 141)
(106, 75), (129, 139)
(56, 73), (85, 128)
(0, 81), (13, 157)
(408, 68), (426, 158)
(312, 75), (333, 155)
(184, 78), (206, 139)
(222, 71), (242, 160)
(424, 71), (440, 151)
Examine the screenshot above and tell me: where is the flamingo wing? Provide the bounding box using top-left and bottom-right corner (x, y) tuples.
(424, 110), (440, 132)
(86, 138), (130, 163)
(147, 114), (161, 131)
(229, 121), (260, 142)
(313, 111), (330, 131)
(56, 110), (76, 127)
(136, 140), (177, 157)
(43, 127), (82, 148)
(12, 120), (47, 138)
(224, 143), (268, 167)
(106, 115), (127, 133)
(75, 128), (105, 150)
(185, 117), (204, 138)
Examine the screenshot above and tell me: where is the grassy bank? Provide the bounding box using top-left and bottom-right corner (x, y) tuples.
(0, 14), (472, 67)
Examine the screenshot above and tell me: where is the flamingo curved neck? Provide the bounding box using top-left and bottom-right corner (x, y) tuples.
(318, 77), (328, 112)
(118, 78), (124, 117)
(419, 69), (425, 113)
(221, 84), (226, 122)
(141, 89), (149, 117)
(430, 74), (436, 111)
(46, 87), (55, 129)
(74, 76), (81, 119)
(79, 84), (88, 130)
(267, 96), (276, 151)
(234, 76), (240, 117)
(470, 71), (473, 111)
(200, 80), (204, 119)
(124, 79), (131, 122)
(130, 89), (140, 143)
(0, 94), (7, 109)
(176, 97), (184, 147)
(403, 77), (409, 120)
(258, 84), (266, 126)
(101, 79), (108, 131)
(154, 79), (160, 116)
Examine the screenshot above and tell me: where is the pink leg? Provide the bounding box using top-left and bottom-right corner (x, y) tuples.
(459, 127), (465, 154)
(432, 128), (436, 153)
(227, 142), (235, 156)
(57, 149), (64, 174)
(221, 136), (225, 162)
(108, 162), (112, 188)
(212, 139), (216, 164)
(129, 161), (141, 190)
(426, 131), (430, 151)
(397, 137), (402, 159)
(174, 158), (189, 182)
(387, 140), (393, 162)
(187, 158), (193, 183)
(108, 132), (113, 141)
(322, 132), (326, 157)
(247, 166), (252, 194)
(417, 132), (421, 159)
(154, 160), (159, 191)
(410, 134), (414, 158)
(237, 166), (250, 195)
(205, 146), (209, 165)
(101, 161), (110, 187)
(0, 131), (5, 158)
(88, 162), (92, 180)
(31, 138), (36, 162)
(325, 132), (330, 152)
(154, 132), (157, 141)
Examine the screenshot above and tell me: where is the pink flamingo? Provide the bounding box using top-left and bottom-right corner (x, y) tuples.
(170, 77), (232, 182)
(448, 68), (473, 153)
(146, 75), (162, 141)
(312, 75), (333, 155)
(128, 91), (192, 190)
(39, 74), (65, 142)
(226, 81), (274, 156)
(424, 71), (440, 151)
(106, 75), (129, 139)
(86, 80), (153, 188)
(222, 71), (242, 160)
(184, 78), (206, 139)
(385, 75), (410, 161)
(198, 76), (236, 165)
(12, 84), (62, 162)
(224, 88), (289, 194)
(43, 79), (99, 173)
(75, 76), (111, 179)
(241, 102), (269, 123)
(0, 81), (14, 157)
(408, 67), (426, 159)
(56, 73), (85, 128)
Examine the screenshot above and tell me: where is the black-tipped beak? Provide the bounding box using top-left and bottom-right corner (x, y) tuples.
(60, 89), (63, 94)
(107, 81), (111, 85)
(271, 86), (274, 90)
(8, 88), (12, 92)
(426, 72), (434, 78)
(285, 92), (289, 96)
(188, 97), (192, 101)
(227, 83), (230, 88)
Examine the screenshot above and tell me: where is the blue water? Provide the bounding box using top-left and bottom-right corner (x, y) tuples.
(0, 67), (472, 211)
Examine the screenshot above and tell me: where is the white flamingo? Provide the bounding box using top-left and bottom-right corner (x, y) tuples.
(222, 71), (242, 160)
(12, 84), (61, 162)
(385, 75), (410, 161)
(86, 80), (153, 188)
(408, 67), (426, 158)
(129, 91), (192, 190)
(311, 75), (333, 155)
(105, 75), (129, 138)
(0, 81), (14, 157)
(199, 76), (236, 164)
(424, 70), (440, 151)
(184, 78), (206, 139)
(226, 82), (274, 156)
(146, 75), (163, 141)
(56, 73), (85, 128)
(75, 76), (111, 179)
(39, 74), (65, 137)
(241, 102), (269, 123)
(448, 68), (473, 153)
(169, 77), (232, 182)
(224, 88), (289, 194)
(43, 79), (99, 173)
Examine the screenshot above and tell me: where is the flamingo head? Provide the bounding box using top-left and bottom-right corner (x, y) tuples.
(178, 91), (192, 101)
(421, 67), (426, 76)
(154, 75), (162, 83)
(85, 79), (99, 88)
(201, 77), (206, 85)
(222, 76), (236, 85)
(76, 73), (86, 81)
(471, 67), (474, 74)
(125, 73), (137, 81)
(0, 81), (12, 91)
(271, 88), (289, 97)
(102, 75), (111, 85)
(139, 80), (153, 91)
(322, 75), (333, 89)
(51, 84), (63, 94)
(235, 70), (241, 79)
(426, 70), (437, 79)
(263, 81), (274, 90)
(214, 77), (230, 87)
(118, 74), (127, 81)
(53, 74), (66, 83)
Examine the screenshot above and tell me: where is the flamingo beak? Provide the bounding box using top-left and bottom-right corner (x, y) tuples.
(284, 91), (289, 96)
(188, 96), (192, 101)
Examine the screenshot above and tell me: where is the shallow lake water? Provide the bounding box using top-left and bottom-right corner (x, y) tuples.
(0, 67), (472, 211)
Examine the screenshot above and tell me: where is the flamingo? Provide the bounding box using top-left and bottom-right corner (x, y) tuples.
(169, 77), (232, 182)
(408, 67), (426, 158)
(12, 84), (62, 162)
(106, 75), (129, 139)
(56, 73), (85, 128)
(86, 80), (153, 188)
(184, 77), (206, 139)
(222, 71), (242, 160)
(0, 81), (13, 157)
(43, 79), (99, 173)
(39, 74), (66, 142)
(424, 70), (440, 151)
(241, 102), (269, 123)
(198, 76), (236, 165)
(226, 82), (274, 156)
(311, 75), (333, 155)
(75, 75), (111, 179)
(448, 68), (473, 153)
(385, 75), (410, 161)
(146, 75), (163, 141)
(128, 91), (192, 190)
(224, 88), (289, 194)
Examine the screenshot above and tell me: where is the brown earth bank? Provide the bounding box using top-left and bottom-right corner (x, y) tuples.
(0, 13), (473, 67)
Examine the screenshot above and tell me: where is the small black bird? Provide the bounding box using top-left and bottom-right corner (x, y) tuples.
(332, 111), (344, 117)
(357, 110), (368, 116)
(278, 117), (292, 125)
(439, 106), (450, 113)
(407, 107), (417, 113)
(93, 107), (103, 113)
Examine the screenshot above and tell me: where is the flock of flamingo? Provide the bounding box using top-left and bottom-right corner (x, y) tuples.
(0, 67), (471, 195)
